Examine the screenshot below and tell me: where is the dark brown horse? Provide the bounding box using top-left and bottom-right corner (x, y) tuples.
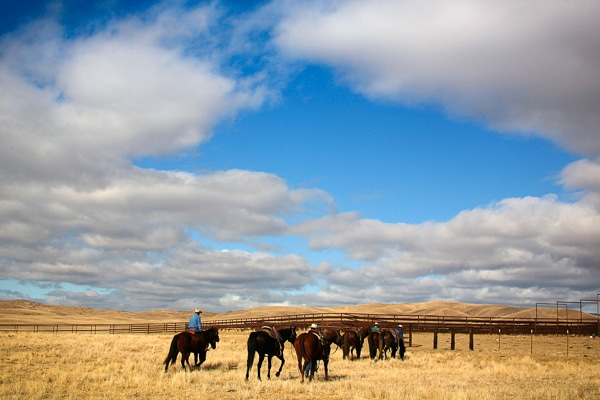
(294, 329), (342, 382)
(245, 327), (297, 380)
(324, 329), (344, 349)
(163, 326), (220, 372)
(367, 330), (380, 359)
(342, 326), (370, 360)
(378, 329), (398, 360)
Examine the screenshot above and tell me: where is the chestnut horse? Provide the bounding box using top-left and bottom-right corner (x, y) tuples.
(163, 326), (220, 372)
(245, 327), (297, 380)
(294, 329), (341, 382)
(342, 326), (370, 360)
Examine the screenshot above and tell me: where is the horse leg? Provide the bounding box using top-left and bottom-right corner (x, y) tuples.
(181, 351), (190, 371)
(256, 353), (264, 381)
(266, 355), (272, 380)
(275, 353), (285, 378)
(298, 358), (304, 383)
(344, 342), (350, 360)
(196, 350), (207, 368)
(300, 358), (309, 383)
(308, 358), (316, 382)
(323, 358), (329, 380)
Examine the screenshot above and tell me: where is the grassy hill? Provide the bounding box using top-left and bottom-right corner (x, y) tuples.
(0, 299), (595, 325)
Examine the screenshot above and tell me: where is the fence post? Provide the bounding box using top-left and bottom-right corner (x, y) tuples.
(469, 330), (474, 350)
(433, 329), (438, 349)
(408, 324), (412, 347)
(450, 331), (455, 350)
(498, 329), (501, 351)
(530, 329), (533, 355)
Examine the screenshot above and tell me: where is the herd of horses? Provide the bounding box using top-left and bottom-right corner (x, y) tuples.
(163, 325), (406, 382)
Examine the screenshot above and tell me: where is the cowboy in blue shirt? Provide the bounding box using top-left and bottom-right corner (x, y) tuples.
(189, 308), (203, 332)
(396, 324), (406, 360)
(188, 308), (203, 365)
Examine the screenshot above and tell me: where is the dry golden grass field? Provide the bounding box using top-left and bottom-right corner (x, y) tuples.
(0, 300), (598, 399)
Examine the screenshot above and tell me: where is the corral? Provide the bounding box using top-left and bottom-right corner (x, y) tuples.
(2, 310), (597, 337)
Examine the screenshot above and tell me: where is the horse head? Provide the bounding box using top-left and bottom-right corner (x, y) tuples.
(324, 329), (343, 347)
(277, 326), (297, 343)
(207, 327), (219, 349)
(359, 326), (371, 341)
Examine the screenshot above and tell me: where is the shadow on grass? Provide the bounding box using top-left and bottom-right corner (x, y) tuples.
(192, 361), (239, 371)
(276, 374), (348, 382)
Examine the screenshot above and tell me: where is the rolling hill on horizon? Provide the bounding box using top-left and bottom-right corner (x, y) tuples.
(0, 299), (595, 325)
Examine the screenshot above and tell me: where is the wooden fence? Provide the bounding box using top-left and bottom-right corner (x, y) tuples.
(1, 312), (597, 336)
(207, 312), (599, 336)
(0, 322), (188, 334)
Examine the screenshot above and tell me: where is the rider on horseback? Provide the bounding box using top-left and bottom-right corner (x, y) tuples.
(371, 322), (380, 332)
(305, 323), (321, 375)
(188, 308), (203, 365)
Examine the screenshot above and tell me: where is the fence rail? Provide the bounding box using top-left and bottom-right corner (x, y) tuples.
(0, 322), (189, 334)
(1, 312), (597, 335)
(207, 312), (599, 336)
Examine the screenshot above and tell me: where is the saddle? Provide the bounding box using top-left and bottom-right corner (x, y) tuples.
(349, 328), (361, 341)
(310, 329), (327, 347)
(260, 326), (283, 356)
(260, 326), (283, 341)
(389, 330), (402, 346)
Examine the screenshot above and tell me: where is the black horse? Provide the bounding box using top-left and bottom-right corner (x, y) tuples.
(378, 329), (398, 360)
(246, 327), (297, 380)
(367, 330), (380, 359)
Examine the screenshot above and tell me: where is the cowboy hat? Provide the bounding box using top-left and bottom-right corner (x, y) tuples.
(194, 308), (202, 313)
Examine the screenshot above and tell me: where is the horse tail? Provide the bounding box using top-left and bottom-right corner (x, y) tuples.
(378, 331), (385, 359)
(298, 335), (309, 362)
(367, 332), (376, 359)
(246, 332), (258, 378)
(163, 334), (179, 370)
(342, 333), (350, 359)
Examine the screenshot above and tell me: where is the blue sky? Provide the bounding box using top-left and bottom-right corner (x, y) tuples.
(1, 0), (599, 312)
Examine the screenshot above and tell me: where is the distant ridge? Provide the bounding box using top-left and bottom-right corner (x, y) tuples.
(0, 299), (595, 325)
